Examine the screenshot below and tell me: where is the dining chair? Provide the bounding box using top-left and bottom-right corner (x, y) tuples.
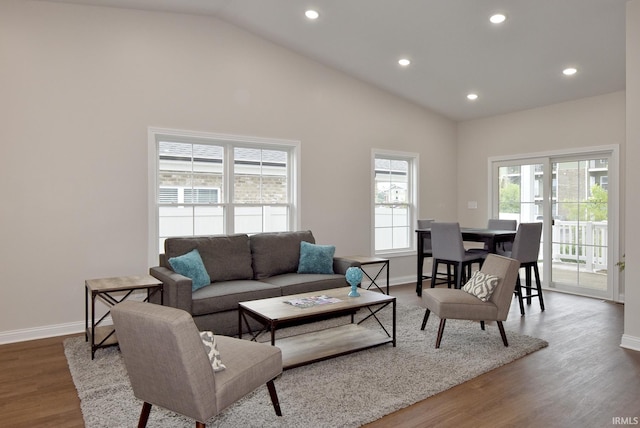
(420, 254), (521, 348)
(430, 222), (487, 289)
(488, 219), (517, 230)
(111, 301), (283, 428)
(487, 219), (517, 253)
(504, 222), (544, 316)
(417, 219), (449, 288)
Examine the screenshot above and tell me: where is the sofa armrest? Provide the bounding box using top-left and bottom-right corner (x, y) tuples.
(149, 266), (193, 313)
(332, 257), (362, 275)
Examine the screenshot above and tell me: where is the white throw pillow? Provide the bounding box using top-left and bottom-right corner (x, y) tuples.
(199, 331), (226, 372)
(462, 271), (500, 302)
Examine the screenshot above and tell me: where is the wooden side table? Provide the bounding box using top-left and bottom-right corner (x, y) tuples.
(85, 275), (163, 359)
(338, 256), (390, 294)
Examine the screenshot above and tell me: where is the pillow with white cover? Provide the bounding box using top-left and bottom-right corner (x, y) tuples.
(462, 271), (500, 302)
(199, 331), (226, 372)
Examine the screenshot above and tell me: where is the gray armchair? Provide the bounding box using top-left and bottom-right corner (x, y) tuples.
(420, 254), (521, 348)
(111, 301), (282, 428)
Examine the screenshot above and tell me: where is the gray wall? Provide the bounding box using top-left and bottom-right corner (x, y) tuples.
(1, 0), (637, 349)
(0, 0), (456, 338)
(623, 0), (640, 350)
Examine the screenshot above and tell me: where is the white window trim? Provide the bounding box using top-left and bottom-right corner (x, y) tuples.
(147, 127), (301, 267)
(371, 148), (419, 257)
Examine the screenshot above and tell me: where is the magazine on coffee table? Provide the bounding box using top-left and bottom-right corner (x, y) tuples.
(284, 295), (342, 308)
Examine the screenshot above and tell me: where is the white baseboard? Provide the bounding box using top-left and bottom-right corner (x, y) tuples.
(0, 320), (86, 345)
(620, 334), (640, 352)
(1, 281), (422, 345)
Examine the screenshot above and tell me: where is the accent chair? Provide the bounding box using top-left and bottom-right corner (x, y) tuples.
(420, 254), (521, 348)
(111, 301), (283, 428)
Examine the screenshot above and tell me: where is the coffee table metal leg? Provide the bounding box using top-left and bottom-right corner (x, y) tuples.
(392, 299), (396, 347)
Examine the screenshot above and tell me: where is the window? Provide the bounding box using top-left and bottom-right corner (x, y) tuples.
(372, 150), (418, 254)
(149, 128), (299, 259)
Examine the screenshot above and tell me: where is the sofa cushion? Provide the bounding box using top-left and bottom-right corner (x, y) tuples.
(250, 231), (315, 280)
(165, 235), (253, 283)
(191, 280), (281, 316)
(167, 249), (211, 291)
(261, 272), (347, 296)
(297, 241), (335, 274)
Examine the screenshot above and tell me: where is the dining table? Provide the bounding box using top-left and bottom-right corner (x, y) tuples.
(415, 227), (517, 296)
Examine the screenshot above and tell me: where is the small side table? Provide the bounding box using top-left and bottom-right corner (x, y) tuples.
(339, 256), (390, 294)
(85, 274), (163, 359)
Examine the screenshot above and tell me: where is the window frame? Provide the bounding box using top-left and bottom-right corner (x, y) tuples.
(148, 127), (300, 266)
(371, 149), (419, 257)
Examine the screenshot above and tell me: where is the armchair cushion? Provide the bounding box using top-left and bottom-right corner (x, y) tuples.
(199, 331), (226, 372)
(297, 241), (335, 274)
(168, 249), (211, 292)
(462, 270), (500, 302)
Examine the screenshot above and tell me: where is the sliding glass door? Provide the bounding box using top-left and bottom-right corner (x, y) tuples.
(551, 157), (609, 297)
(491, 148), (617, 300)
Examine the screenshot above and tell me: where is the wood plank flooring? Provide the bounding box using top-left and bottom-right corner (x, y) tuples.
(1, 284), (638, 427)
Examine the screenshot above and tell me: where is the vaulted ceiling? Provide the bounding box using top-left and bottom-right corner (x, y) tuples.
(47, 0), (628, 121)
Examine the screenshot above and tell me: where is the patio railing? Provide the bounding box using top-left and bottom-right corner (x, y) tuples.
(552, 220), (608, 272)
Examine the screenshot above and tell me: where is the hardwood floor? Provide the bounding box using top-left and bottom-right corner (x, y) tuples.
(1, 285), (638, 427)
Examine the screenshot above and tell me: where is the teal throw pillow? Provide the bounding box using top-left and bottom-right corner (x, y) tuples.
(297, 241), (335, 274)
(168, 248), (211, 292)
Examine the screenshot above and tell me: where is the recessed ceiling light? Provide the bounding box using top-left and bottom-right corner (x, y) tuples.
(489, 13), (506, 24)
(467, 93), (479, 101)
(563, 67), (578, 76)
(305, 10), (319, 20)
(398, 58), (411, 67)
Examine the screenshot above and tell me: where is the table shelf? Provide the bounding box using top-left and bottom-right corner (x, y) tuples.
(276, 324), (393, 369)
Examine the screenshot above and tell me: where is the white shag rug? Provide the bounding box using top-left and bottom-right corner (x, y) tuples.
(65, 304), (547, 427)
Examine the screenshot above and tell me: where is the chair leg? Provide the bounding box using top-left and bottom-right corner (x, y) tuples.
(421, 308), (431, 330)
(430, 260), (439, 288)
(480, 321), (485, 330)
(454, 263), (464, 289)
(138, 402), (152, 428)
(525, 265), (533, 304)
(266, 379), (282, 416)
(497, 321), (509, 347)
(534, 263), (545, 311)
(435, 318), (446, 348)
(515, 274), (525, 316)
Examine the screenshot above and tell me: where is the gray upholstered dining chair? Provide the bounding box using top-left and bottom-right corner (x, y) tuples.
(417, 219), (448, 287)
(487, 218), (517, 253)
(430, 222), (487, 289)
(504, 222), (544, 316)
(488, 218), (517, 230)
(420, 254), (521, 348)
(111, 301), (283, 428)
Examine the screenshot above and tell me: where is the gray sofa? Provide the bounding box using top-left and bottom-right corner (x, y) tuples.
(149, 230), (358, 336)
